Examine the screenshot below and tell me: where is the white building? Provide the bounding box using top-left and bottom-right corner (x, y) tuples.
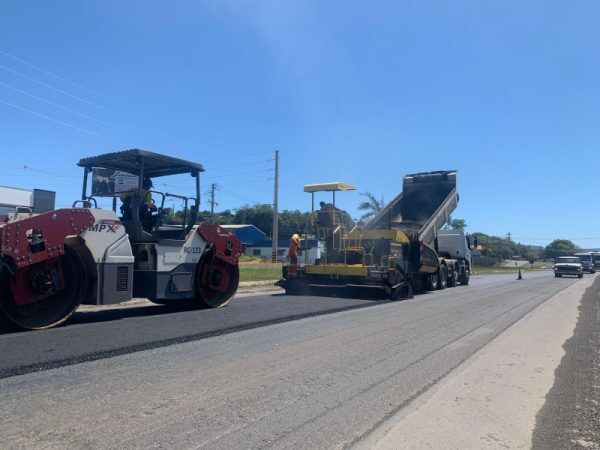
(0, 186), (56, 216)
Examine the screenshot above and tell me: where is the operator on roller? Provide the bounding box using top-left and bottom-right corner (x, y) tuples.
(120, 177), (155, 231)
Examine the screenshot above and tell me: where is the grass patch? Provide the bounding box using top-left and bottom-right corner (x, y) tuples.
(239, 255), (262, 263)
(473, 265), (550, 275)
(239, 264), (282, 282)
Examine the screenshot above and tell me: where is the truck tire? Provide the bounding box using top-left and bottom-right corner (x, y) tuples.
(459, 267), (470, 285)
(428, 273), (439, 291)
(578, 273), (583, 278)
(437, 266), (447, 290)
(447, 266), (457, 287)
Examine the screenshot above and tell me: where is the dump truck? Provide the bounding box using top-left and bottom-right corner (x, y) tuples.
(365, 170), (472, 290)
(278, 170), (472, 298)
(0, 149), (242, 330)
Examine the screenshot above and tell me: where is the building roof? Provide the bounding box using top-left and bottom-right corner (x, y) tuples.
(0, 185), (32, 193)
(303, 182), (357, 193)
(220, 224), (267, 245)
(78, 149), (205, 177)
(220, 224), (257, 229)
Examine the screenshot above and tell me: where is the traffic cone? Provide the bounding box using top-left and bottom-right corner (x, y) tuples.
(517, 269), (523, 280)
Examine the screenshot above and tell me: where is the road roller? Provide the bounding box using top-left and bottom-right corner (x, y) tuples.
(0, 149), (242, 330)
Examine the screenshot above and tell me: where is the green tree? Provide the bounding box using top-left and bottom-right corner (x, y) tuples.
(279, 210), (311, 238)
(445, 216), (467, 229)
(544, 239), (578, 259)
(233, 204), (274, 236)
(358, 192), (384, 221)
(231, 204), (354, 239)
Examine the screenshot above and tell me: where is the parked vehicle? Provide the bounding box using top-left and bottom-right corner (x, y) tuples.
(554, 256), (583, 278)
(574, 252), (596, 273)
(591, 252), (600, 270)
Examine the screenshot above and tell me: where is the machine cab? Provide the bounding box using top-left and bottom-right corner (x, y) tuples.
(77, 149), (204, 243)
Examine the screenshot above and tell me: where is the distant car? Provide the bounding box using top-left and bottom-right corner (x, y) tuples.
(591, 252), (600, 271)
(554, 257), (583, 278)
(574, 252), (596, 273)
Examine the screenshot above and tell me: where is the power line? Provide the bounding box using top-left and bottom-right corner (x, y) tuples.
(0, 49), (106, 98)
(218, 179), (274, 188)
(208, 158), (274, 171)
(0, 64), (107, 111)
(218, 186), (263, 205)
(203, 168), (273, 182)
(0, 80), (111, 125)
(200, 150), (274, 164)
(0, 98), (114, 140)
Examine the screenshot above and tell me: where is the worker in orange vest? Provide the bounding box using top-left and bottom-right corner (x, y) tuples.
(287, 232), (301, 277)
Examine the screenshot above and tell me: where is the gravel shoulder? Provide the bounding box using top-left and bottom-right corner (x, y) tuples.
(359, 274), (596, 449)
(532, 275), (600, 449)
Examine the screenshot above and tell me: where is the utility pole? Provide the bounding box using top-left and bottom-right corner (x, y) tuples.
(497, 236), (501, 267)
(208, 183), (219, 219)
(271, 150), (279, 263)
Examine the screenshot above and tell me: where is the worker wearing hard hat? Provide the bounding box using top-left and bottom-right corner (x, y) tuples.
(287, 232), (301, 277)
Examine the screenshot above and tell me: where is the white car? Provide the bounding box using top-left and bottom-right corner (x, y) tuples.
(554, 257), (583, 278)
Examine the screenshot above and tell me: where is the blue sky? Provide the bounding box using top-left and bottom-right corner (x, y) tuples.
(0, 1), (599, 247)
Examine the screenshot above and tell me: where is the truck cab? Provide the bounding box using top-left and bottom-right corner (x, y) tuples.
(437, 229), (472, 270)
(430, 228), (472, 288)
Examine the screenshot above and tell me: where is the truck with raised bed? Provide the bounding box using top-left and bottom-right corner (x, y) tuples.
(278, 170), (473, 299)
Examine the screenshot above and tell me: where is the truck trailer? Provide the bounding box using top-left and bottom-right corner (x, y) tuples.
(278, 170), (472, 299)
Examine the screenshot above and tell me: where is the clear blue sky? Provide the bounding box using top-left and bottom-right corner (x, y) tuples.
(1, 1), (599, 247)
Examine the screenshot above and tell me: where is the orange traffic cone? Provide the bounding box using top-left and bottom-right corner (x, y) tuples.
(517, 269), (523, 280)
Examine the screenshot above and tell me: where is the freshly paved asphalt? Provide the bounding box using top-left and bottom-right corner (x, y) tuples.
(0, 293), (381, 378)
(0, 272), (584, 449)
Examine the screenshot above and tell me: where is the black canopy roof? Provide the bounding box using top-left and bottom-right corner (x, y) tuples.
(77, 149), (205, 177)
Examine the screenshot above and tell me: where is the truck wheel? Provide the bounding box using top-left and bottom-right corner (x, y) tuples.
(0, 246), (87, 330)
(447, 267), (457, 287)
(555, 274), (561, 277)
(438, 266), (447, 290)
(578, 274), (583, 278)
(428, 273), (439, 290)
(459, 268), (470, 285)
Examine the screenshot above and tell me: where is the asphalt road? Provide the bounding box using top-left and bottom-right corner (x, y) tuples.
(0, 272), (583, 448)
(0, 292), (380, 378)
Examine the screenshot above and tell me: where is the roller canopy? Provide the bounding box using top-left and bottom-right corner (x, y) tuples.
(303, 182), (357, 193)
(78, 148), (205, 177)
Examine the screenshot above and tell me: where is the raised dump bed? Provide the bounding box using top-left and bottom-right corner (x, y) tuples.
(365, 170), (458, 245)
